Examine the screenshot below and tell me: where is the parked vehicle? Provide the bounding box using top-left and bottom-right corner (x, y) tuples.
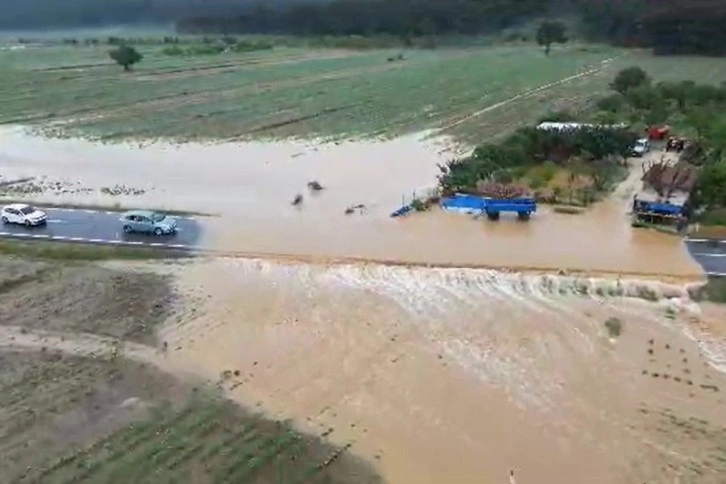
(666, 137), (687, 152)
(120, 210), (177, 235)
(631, 138), (651, 157)
(0, 203), (47, 226)
(646, 125), (670, 140)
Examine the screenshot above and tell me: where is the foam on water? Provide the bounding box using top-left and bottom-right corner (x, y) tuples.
(217, 257), (726, 412)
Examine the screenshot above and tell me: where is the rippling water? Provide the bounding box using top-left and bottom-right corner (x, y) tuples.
(163, 258), (726, 484)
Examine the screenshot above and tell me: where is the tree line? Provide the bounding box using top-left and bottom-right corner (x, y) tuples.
(177, 0), (548, 37)
(4, 0), (726, 57)
(174, 0), (726, 56)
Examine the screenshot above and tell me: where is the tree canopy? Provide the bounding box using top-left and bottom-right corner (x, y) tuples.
(536, 21), (567, 55)
(109, 46), (143, 71)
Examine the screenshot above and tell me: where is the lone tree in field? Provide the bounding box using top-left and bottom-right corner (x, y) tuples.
(610, 66), (650, 94)
(109, 45), (142, 71)
(536, 21), (568, 55)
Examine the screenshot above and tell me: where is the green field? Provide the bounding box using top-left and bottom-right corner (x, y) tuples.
(0, 255), (380, 483)
(3, 41), (726, 144)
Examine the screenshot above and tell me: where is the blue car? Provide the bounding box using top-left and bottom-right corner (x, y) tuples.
(120, 210), (177, 236)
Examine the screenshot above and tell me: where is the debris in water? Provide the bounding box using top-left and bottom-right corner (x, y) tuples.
(307, 180), (324, 191)
(344, 203), (366, 215)
(292, 194), (303, 206)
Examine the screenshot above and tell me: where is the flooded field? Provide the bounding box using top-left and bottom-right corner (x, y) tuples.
(1, 123), (725, 483)
(157, 257), (726, 484)
(0, 125), (703, 277)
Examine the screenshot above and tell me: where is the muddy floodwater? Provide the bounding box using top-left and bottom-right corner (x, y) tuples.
(2, 125), (725, 482)
(157, 258), (726, 484)
(0, 126), (702, 277)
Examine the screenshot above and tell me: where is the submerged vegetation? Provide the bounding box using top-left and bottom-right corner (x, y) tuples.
(437, 122), (635, 205)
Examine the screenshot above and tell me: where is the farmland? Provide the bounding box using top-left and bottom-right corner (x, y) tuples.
(3, 40), (726, 144)
(0, 255), (380, 483)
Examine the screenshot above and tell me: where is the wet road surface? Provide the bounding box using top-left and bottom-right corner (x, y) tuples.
(685, 238), (726, 276)
(0, 208), (202, 249)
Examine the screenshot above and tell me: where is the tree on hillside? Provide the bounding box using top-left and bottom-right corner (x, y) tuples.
(610, 67), (650, 94)
(697, 161), (726, 207)
(109, 46), (142, 71)
(536, 21), (568, 55)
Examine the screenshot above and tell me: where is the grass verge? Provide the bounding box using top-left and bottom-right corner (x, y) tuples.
(0, 238), (189, 260)
(702, 277), (726, 304)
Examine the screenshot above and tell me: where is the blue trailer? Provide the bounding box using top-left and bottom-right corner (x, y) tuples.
(440, 194), (537, 221)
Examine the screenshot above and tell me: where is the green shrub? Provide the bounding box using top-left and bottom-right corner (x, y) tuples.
(604, 317), (623, 338)
(596, 94), (625, 113)
(611, 66), (650, 94)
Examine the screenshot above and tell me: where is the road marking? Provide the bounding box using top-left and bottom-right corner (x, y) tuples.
(693, 252), (726, 258)
(687, 238), (726, 243)
(0, 231), (194, 251)
(46, 219), (65, 224)
(707, 272), (726, 277)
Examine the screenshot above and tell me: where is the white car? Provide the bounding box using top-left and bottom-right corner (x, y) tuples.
(1, 203), (48, 226)
(631, 138), (651, 157)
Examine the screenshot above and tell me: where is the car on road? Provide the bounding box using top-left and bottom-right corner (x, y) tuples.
(1, 203), (47, 226)
(120, 210), (177, 236)
(631, 137), (651, 157)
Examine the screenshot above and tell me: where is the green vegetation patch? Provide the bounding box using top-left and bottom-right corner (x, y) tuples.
(0, 238), (186, 261)
(0, 349), (381, 484)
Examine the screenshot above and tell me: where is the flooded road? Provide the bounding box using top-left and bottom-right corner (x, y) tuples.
(0, 126), (703, 277)
(158, 258), (726, 484)
(3, 125), (726, 483)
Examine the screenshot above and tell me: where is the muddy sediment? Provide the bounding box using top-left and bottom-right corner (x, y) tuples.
(157, 257), (726, 484)
(2, 126), (724, 483)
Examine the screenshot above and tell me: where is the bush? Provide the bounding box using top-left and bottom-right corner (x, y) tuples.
(538, 110), (577, 122)
(438, 125), (637, 193)
(625, 85), (662, 110)
(611, 66), (650, 94)
(596, 94), (625, 113)
(697, 161), (726, 208)
(604, 317), (623, 338)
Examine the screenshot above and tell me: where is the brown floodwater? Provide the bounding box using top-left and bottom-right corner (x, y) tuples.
(3, 125), (725, 482)
(0, 126), (702, 277)
(159, 258), (726, 484)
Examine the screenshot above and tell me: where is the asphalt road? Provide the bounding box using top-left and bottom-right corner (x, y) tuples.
(685, 238), (726, 277)
(0, 208), (724, 277)
(0, 208), (202, 249)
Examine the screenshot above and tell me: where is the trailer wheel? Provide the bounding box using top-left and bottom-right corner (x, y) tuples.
(518, 212), (530, 221)
(487, 211), (500, 221)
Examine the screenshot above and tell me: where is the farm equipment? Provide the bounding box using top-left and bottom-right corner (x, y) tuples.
(646, 125), (670, 140)
(482, 197), (537, 221)
(666, 136), (686, 152)
(440, 193), (537, 221)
